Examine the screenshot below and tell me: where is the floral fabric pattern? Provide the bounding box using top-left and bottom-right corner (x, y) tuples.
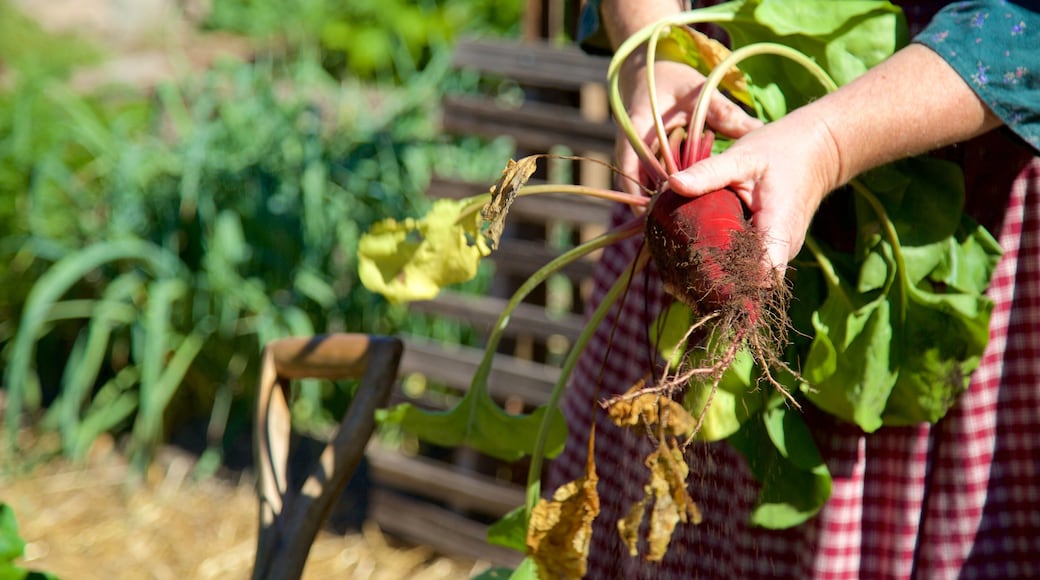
(915, 1), (1039, 150)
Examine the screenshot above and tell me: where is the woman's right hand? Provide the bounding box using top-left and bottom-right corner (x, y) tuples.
(616, 57), (761, 196)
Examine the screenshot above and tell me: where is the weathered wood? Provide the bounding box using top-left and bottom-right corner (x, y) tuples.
(427, 177), (614, 227)
(369, 489), (525, 567)
(443, 94), (615, 155)
(408, 290), (585, 342)
(452, 38), (609, 90)
(367, 442), (525, 517)
(253, 334), (403, 580)
(398, 337), (557, 406)
(491, 238), (599, 280)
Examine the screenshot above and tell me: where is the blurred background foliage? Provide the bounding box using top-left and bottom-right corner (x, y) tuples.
(0, 0), (519, 476)
(206, 0), (523, 79)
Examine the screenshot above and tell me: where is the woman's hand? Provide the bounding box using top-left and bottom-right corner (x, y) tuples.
(668, 110), (841, 272)
(665, 43), (1002, 273)
(616, 57), (761, 195)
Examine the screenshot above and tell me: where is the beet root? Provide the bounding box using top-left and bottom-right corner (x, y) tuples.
(645, 186), (770, 322)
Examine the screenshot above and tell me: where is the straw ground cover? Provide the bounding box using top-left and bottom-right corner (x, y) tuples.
(1, 430), (487, 579)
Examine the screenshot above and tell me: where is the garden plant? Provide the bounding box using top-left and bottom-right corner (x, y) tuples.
(358, 1), (1000, 577)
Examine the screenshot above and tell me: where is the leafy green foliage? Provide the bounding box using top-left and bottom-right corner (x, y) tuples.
(356, 0), (999, 541)
(639, 1), (998, 528)
(0, 504), (59, 580)
(728, 401), (832, 528)
(803, 159), (999, 431)
(0, 23), (514, 470)
(702, 0), (908, 119)
(206, 0), (522, 79)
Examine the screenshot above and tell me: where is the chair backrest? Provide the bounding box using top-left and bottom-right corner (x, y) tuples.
(252, 333), (402, 580)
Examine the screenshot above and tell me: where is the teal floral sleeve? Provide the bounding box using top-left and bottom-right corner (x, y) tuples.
(914, 1), (1039, 151)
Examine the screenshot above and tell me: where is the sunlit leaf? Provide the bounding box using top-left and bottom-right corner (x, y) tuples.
(376, 389), (567, 462)
(658, 26), (752, 106)
(620, 439), (702, 561)
(358, 196), (490, 303)
(528, 431), (599, 580)
(606, 380), (695, 439)
(481, 155), (538, 250)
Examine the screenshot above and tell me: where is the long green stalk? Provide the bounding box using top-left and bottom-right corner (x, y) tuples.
(850, 180), (910, 319)
(3, 241), (183, 448)
(467, 218), (645, 400)
(607, 12), (737, 183)
(524, 246), (651, 518)
(456, 183), (651, 224)
(689, 42), (838, 156)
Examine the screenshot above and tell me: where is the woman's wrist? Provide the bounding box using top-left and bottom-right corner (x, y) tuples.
(809, 44), (1002, 186)
(600, 0), (685, 50)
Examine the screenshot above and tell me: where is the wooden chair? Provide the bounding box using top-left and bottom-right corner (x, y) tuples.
(251, 333), (403, 580)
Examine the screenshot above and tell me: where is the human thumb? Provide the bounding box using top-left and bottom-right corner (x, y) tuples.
(666, 151), (753, 198)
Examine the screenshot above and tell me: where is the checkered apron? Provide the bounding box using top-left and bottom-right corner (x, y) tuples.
(547, 130), (1040, 578)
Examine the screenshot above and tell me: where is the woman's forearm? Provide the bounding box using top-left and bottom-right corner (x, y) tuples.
(599, 0), (685, 50)
(797, 43), (1003, 189)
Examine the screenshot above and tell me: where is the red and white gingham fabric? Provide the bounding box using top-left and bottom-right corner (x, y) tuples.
(547, 133), (1040, 578)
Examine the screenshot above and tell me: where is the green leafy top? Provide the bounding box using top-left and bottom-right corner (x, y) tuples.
(357, 0), (1001, 540)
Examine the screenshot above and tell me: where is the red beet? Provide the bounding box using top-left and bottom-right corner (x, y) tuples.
(646, 186), (753, 314)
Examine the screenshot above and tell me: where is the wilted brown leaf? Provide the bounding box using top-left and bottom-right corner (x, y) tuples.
(606, 381), (695, 438)
(481, 155), (538, 249)
(528, 429), (599, 579)
(617, 497), (648, 558)
(618, 439), (702, 562)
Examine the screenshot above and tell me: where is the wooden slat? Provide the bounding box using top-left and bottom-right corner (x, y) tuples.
(443, 95), (615, 155)
(369, 489), (524, 567)
(452, 38), (610, 90)
(427, 177), (614, 227)
(398, 337), (557, 405)
(491, 238), (598, 280)
(367, 443), (525, 517)
(409, 291), (585, 342)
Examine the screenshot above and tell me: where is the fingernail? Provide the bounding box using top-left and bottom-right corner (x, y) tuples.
(668, 173), (695, 194)
(667, 174), (687, 191)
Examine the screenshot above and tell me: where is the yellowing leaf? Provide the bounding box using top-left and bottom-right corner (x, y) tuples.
(481, 156), (538, 249)
(606, 381), (695, 439)
(657, 26), (752, 107)
(617, 497), (649, 557)
(358, 197), (490, 303)
(528, 431), (599, 579)
(619, 439), (702, 562)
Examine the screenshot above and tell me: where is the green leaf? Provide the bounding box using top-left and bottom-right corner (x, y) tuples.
(0, 505), (26, 562)
(728, 407), (832, 529)
(358, 197), (490, 303)
(802, 265), (896, 433)
(883, 287), (992, 425)
(683, 347), (761, 441)
(714, 0), (906, 118)
(929, 217), (1002, 295)
(0, 504), (57, 579)
(470, 557), (538, 580)
(857, 158), (966, 285)
(650, 302), (693, 370)
(487, 505), (528, 551)
(377, 391), (567, 462)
